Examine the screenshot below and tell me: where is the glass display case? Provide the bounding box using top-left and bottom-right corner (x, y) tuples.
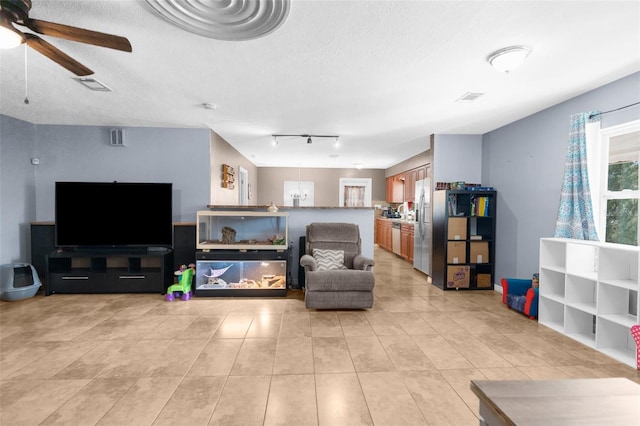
(195, 250), (288, 297)
(196, 211), (288, 251)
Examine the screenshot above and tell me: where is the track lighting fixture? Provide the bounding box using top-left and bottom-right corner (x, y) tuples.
(272, 134), (340, 146)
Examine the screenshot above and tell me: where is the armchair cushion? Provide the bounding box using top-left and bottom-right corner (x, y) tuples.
(306, 270), (375, 292)
(312, 249), (348, 271)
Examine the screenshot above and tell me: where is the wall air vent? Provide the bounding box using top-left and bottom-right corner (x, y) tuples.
(456, 92), (484, 103)
(110, 129), (125, 146)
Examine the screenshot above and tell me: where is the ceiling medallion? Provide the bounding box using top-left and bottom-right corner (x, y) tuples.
(145, 0), (290, 41)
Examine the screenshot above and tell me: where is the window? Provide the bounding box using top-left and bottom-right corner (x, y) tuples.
(598, 121), (640, 246)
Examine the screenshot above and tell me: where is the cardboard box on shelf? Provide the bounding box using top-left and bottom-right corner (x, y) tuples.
(447, 265), (470, 288)
(448, 217), (467, 240)
(476, 273), (492, 288)
(470, 241), (489, 263)
(447, 241), (467, 264)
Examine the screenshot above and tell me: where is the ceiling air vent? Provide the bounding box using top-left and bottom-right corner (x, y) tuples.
(73, 77), (112, 91)
(456, 92), (484, 103)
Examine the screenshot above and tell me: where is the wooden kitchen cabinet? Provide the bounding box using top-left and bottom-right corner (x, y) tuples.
(376, 218), (393, 252)
(404, 170), (417, 202)
(386, 176), (404, 203)
(400, 223), (414, 262)
(405, 223), (415, 263)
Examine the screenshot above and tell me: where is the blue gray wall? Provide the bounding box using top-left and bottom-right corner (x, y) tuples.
(2, 72), (638, 277)
(0, 118), (211, 264)
(0, 115), (37, 264)
(483, 72), (640, 283)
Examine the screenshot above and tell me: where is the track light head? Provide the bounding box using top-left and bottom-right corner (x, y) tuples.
(307, 137), (312, 144)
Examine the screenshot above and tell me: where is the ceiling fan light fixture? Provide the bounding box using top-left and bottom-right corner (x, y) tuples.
(0, 18), (23, 49)
(488, 46), (530, 73)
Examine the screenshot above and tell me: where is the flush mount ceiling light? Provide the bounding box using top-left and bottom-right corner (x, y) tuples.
(488, 46), (531, 73)
(272, 134), (340, 146)
(145, 0), (290, 41)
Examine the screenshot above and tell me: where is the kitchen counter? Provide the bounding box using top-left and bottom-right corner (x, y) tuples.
(377, 217), (415, 226)
(208, 205), (373, 210)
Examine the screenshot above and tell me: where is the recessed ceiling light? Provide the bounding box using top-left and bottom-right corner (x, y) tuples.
(487, 46), (531, 73)
(354, 163), (364, 169)
(73, 77), (112, 91)
(202, 103), (217, 110)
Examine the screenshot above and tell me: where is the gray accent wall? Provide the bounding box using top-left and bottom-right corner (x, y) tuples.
(0, 115), (37, 264)
(484, 71), (640, 284)
(432, 134), (483, 185)
(0, 118), (211, 264)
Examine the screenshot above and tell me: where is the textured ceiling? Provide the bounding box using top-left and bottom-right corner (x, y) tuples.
(1, 0), (639, 169)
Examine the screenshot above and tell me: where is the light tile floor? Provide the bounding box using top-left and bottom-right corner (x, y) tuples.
(1, 247), (639, 425)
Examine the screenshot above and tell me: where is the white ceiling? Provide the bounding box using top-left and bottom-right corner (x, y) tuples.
(1, 0), (639, 169)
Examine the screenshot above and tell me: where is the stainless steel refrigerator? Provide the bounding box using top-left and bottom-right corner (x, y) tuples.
(414, 178), (430, 275)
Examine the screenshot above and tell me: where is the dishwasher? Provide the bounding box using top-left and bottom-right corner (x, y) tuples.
(392, 222), (402, 255)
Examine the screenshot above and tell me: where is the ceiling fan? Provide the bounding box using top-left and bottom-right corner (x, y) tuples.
(0, 0), (131, 76)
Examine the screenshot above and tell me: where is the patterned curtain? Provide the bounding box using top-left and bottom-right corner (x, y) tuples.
(553, 112), (601, 240)
(344, 186), (365, 207)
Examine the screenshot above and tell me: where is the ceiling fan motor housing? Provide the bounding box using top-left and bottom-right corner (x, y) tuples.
(0, 0), (31, 22)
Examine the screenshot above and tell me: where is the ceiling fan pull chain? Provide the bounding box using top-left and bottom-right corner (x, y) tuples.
(24, 43), (29, 105)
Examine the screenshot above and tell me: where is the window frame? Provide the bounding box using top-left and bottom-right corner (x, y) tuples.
(598, 119), (640, 245)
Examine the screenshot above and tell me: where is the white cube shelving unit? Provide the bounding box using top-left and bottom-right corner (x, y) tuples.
(539, 238), (639, 368)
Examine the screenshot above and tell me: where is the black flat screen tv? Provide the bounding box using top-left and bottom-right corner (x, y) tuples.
(55, 181), (173, 249)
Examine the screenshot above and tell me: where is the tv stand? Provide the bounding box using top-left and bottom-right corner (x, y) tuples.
(46, 249), (173, 295)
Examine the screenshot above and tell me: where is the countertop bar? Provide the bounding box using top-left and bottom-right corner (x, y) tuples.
(207, 205), (374, 210)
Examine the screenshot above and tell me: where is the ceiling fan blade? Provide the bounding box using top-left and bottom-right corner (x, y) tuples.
(24, 33), (93, 76)
(22, 18), (132, 52)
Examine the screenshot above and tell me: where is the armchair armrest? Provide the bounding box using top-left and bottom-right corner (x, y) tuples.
(501, 278), (533, 304)
(300, 254), (317, 272)
(353, 254), (374, 271)
(525, 288), (539, 318)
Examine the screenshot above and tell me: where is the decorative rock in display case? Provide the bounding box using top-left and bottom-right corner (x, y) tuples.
(196, 211), (288, 251)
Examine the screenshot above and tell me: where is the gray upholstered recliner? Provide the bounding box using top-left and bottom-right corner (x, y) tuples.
(300, 222), (375, 309)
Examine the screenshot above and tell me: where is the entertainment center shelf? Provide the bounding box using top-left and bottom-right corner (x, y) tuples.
(45, 250), (173, 295)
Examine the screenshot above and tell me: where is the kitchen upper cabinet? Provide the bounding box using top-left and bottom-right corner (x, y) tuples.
(386, 177), (404, 203)
(417, 166), (427, 182)
(404, 170), (417, 202)
(387, 165), (428, 203)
